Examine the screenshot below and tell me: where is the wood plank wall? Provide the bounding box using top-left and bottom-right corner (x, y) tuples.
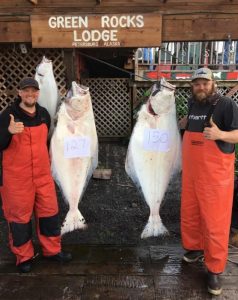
(1, 0), (238, 42)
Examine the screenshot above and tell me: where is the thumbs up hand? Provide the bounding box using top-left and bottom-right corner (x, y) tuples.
(203, 117), (222, 140)
(8, 114), (24, 134)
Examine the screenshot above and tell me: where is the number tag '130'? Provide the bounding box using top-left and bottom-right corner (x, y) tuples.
(143, 129), (170, 152)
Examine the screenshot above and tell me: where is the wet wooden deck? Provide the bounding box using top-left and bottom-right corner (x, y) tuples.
(0, 244), (237, 299)
(0, 143), (238, 299)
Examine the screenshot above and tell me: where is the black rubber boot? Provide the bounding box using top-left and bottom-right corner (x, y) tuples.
(183, 250), (204, 263)
(207, 271), (222, 296)
(44, 251), (72, 263)
(17, 259), (32, 273)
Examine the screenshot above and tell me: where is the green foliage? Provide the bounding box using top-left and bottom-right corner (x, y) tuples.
(175, 95), (188, 120)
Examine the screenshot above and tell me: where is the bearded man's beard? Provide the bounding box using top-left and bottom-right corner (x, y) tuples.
(23, 102), (36, 108)
(192, 83), (215, 103)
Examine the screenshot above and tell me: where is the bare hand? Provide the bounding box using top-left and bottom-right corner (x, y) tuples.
(8, 114), (24, 134)
(179, 116), (187, 129)
(203, 117), (222, 140)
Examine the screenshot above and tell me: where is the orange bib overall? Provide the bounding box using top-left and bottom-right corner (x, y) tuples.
(0, 124), (61, 265)
(181, 131), (234, 273)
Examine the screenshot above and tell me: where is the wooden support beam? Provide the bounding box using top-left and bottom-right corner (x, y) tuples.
(163, 14), (238, 41)
(63, 49), (77, 89)
(0, 17), (31, 42)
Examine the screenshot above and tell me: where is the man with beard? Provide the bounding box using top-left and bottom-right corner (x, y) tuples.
(180, 68), (238, 296)
(0, 77), (72, 273)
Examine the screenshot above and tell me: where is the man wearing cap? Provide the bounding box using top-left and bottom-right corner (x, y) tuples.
(180, 67), (238, 295)
(0, 77), (72, 273)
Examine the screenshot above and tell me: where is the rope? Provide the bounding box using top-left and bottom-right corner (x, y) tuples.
(78, 51), (154, 82)
(78, 51), (178, 92)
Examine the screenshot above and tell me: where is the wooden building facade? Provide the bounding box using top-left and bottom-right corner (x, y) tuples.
(1, 1), (238, 43)
(1, 0), (238, 137)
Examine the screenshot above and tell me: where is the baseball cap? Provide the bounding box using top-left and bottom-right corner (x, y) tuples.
(19, 77), (40, 90)
(191, 67), (214, 81)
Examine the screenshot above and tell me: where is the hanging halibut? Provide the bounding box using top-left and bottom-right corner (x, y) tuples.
(125, 78), (182, 239)
(50, 82), (98, 235)
(35, 56), (60, 135)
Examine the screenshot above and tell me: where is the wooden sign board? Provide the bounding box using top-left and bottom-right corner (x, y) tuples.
(31, 13), (162, 48)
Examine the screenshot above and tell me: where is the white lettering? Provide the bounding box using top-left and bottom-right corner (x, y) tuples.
(72, 41), (99, 47)
(79, 17), (88, 28)
(136, 15), (144, 27)
(48, 16), (88, 28)
(82, 30), (91, 42)
(101, 16), (110, 28)
(189, 114), (207, 120)
(119, 16), (127, 27)
(110, 16), (118, 28)
(65, 16), (71, 28)
(49, 15), (144, 29)
(110, 30), (117, 41)
(101, 15), (145, 28)
(128, 16), (136, 27)
(73, 30), (82, 41)
(57, 16), (65, 28)
(73, 29), (118, 42)
(91, 30), (101, 41)
(48, 16), (57, 28)
(71, 16), (79, 28)
(104, 41), (121, 47)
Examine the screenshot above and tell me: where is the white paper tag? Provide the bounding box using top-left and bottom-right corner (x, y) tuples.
(143, 128), (170, 152)
(64, 136), (91, 158)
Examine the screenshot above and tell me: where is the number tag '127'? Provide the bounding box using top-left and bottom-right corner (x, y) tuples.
(143, 129), (170, 152)
(64, 136), (91, 158)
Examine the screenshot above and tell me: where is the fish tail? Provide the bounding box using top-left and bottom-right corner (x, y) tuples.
(61, 209), (87, 235)
(141, 216), (169, 239)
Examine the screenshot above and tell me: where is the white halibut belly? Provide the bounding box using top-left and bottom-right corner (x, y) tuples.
(50, 105), (98, 208)
(125, 81), (181, 238)
(126, 113), (181, 207)
(50, 83), (98, 234)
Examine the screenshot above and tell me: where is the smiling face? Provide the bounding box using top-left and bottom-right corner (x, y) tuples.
(191, 78), (215, 103)
(18, 87), (40, 109)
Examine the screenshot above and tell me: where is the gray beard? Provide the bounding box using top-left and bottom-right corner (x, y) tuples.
(193, 91), (215, 103)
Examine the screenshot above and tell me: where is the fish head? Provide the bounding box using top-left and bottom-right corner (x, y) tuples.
(149, 78), (176, 115)
(65, 81), (90, 111)
(35, 56), (53, 82)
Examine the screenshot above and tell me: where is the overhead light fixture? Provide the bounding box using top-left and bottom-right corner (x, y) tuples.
(20, 43), (27, 54)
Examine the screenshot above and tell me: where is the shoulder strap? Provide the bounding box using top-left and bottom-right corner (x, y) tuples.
(203, 95), (221, 128)
(185, 100), (194, 130)
(0, 151), (2, 186)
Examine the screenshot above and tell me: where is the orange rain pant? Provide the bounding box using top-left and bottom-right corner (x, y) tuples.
(181, 131), (234, 273)
(0, 124), (61, 265)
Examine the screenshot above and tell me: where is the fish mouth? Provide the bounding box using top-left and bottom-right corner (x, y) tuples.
(147, 102), (158, 116)
(36, 66), (44, 77)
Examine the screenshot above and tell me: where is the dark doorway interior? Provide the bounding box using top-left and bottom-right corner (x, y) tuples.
(78, 48), (134, 78)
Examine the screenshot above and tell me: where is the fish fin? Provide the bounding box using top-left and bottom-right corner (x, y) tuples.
(125, 147), (141, 189)
(61, 210), (87, 235)
(141, 219), (169, 239)
(56, 92), (62, 111)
